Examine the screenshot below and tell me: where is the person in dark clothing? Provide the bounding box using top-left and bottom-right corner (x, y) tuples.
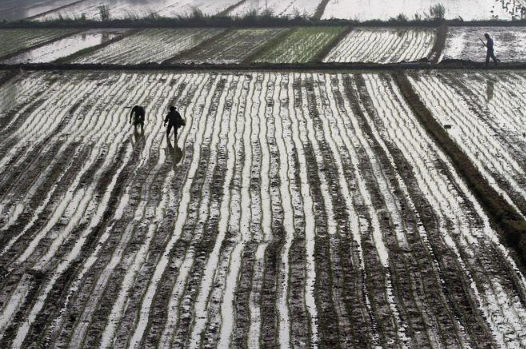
(483, 33), (497, 67)
(164, 106), (184, 141)
(130, 105), (146, 129)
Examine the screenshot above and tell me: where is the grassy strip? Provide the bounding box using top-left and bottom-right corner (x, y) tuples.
(7, 60), (526, 71)
(428, 24), (448, 63)
(4, 13), (526, 29)
(393, 72), (526, 269)
(0, 16), (481, 29)
(242, 28), (294, 63)
(162, 28), (231, 64)
(311, 26), (351, 63)
(313, 0), (332, 20)
(216, 0), (248, 17)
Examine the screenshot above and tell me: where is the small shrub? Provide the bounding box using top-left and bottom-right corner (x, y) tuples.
(389, 13), (408, 22)
(427, 3), (446, 20)
(260, 8), (275, 20)
(98, 4), (111, 21)
(189, 7), (205, 20)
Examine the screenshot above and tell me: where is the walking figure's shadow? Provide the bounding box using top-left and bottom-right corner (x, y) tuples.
(133, 125), (145, 145)
(486, 78), (495, 103)
(165, 137), (183, 168)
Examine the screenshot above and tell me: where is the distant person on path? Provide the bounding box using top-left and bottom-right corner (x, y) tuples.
(164, 105), (185, 141)
(483, 33), (498, 67)
(130, 105), (146, 130)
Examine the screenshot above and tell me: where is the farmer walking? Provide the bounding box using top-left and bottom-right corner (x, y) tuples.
(164, 105), (185, 142)
(483, 33), (498, 67)
(130, 105), (146, 130)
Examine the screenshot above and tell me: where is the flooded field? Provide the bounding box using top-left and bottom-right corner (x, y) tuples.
(442, 26), (526, 62)
(3, 0), (525, 21)
(1, 29), (127, 64)
(1, 70), (526, 348)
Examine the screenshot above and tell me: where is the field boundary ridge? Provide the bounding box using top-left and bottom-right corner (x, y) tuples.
(393, 72), (526, 270)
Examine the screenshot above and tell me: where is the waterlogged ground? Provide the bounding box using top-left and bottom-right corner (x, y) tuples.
(323, 27), (436, 63)
(322, 0), (522, 21)
(409, 70), (526, 216)
(442, 26), (526, 62)
(0, 28), (80, 60)
(70, 28), (226, 65)
(4, 0), (525, 21)
(33, 0), (240, 21)
(1, 70), (526, 348)
(253, 26), (346, 64)
(2, 29), (128, 64)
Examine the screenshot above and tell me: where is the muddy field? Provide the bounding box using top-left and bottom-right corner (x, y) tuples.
(1, 69), (526, 348)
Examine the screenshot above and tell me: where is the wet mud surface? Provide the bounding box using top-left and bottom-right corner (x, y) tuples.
(1, 70), (526, 348)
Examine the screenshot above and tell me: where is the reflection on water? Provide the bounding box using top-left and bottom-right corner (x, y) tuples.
(1, 29), (127, 64)
(486, 78), (495, 103)
(133, 124), (145, 145)
(165, 136), (183, 169)
(0, 0), (81, 21)
(0, 77), (18, 115)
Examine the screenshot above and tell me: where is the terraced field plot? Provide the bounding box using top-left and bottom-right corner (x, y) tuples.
(442, 26), (526, 62)
(323, 27), (436, 63)
(0, 0), (81, 21)
(172, 28), (290, 64)
(253, 26), (347, 63)
(34, 0), (240, 21)
(321, 0), (520, 21)
(228, 0), (322, 18)
(2, 29), (127, 64)
(409, 70), (526, 217)
(1, 70), (526, 348)
(71, 28), (226, 65)
(0, 28), (80, 60)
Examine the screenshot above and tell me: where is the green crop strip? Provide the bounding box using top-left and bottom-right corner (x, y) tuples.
(252, 26), (347, 64)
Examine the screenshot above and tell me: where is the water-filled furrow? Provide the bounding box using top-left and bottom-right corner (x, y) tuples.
(214, 73), (258, 348)
(388, 73), (526, 347)
(121, 73), (226, 348)
(196, 73), (247, 348)
(13, 73), (135, 269)
(361, 73), (476, 347)
(1, 72), (162, 347)
(284, 72), (320, 347)
(131, 74), (206, 348)
(258, 72), (286, 349)
(328, 74), (381, 347)
(0, 74), (95, 200)
(75, 74), (185, 349)
(247, 72), (274, 348)
(77, 74), (192, 348)
(154, 73), (226, 348)
(0, 71), (134, 340)
(409, 74), (523, 215)
(341, 74), (411, 347)
(310, 73), (377, 345)
(292, 73), (341, 347)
